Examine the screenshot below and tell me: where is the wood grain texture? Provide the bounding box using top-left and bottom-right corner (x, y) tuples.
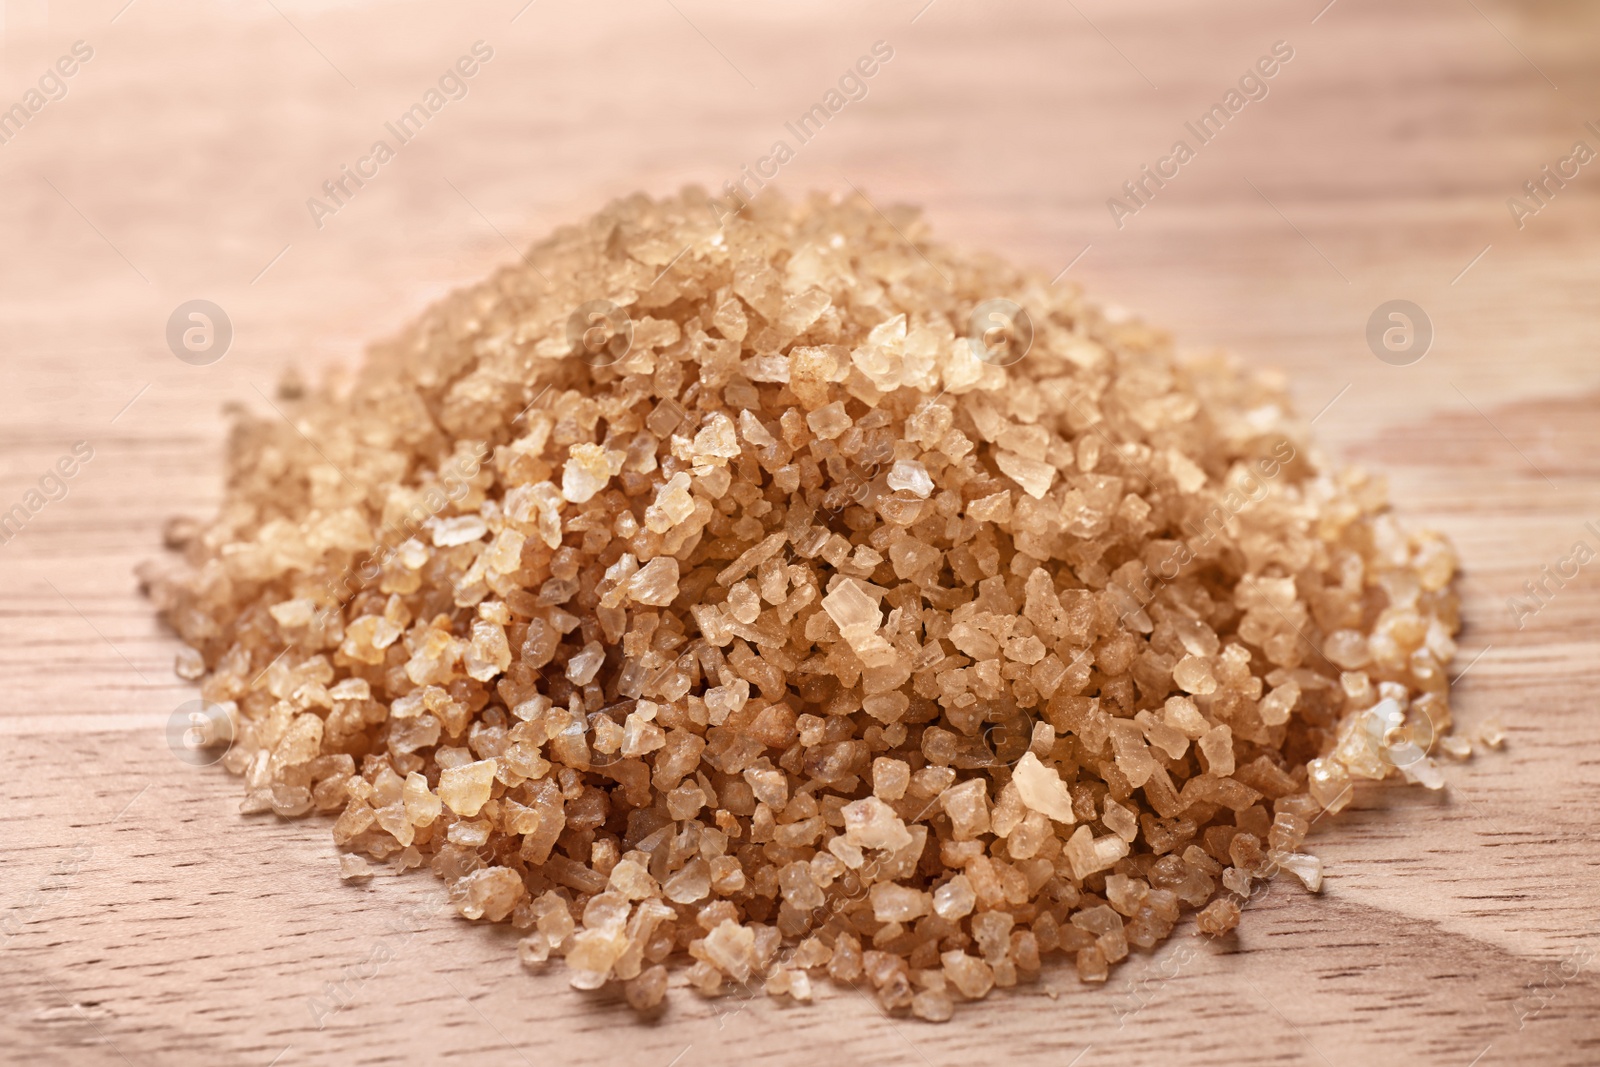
(2, 1), (1598, 1064)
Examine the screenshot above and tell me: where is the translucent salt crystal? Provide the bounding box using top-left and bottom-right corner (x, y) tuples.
(862, 692), (908, 723)
(778, 861), (825, 910)
(432, 514), (488, 547)
(437, 758), (497, 817)
(270, 713), (323, 774)
(331, 802), (374, 844)
(1259, 679), (1300, 726)
(627, 556), (680, 606)
(566, 925), (629, 978)
(1307, 756), (1352, 813)
(1478, 719), (1505, 749)
(1274, 851), (1323, 892)
(1221, 866), (1253, 897)
(698, 921), (757, 985)
(457, 866), (525, 921)
(783, 968), (813, 1002)
(663, 857), (711, 903)
(1064, 824), (1130, 880)
(501, 799), (540, 835)
(1137, 710), (1189, 760)
(872, 757), (910, 801)
(1198, 724), (1235, 777)
(1268, 811), (1309, 853)
(819, 585), (883, 643)
(940, 778), (991, 841)
(932, 874), (976, 920)
(1163, 695), (1209, 738)
(948, 621), (999, 660)
(561, 443), (622, 504)
(533, 890), (575, 941)
(1401, 756), (1446, 791)
(1108, 723), (1159, 788)
(995, 451), (1056, 499)
(970, 911), (1015, 965)
(375, 802), (415, 846)
(911, 989), (954, 1022)
(780, 287), (831, 335)
(841, 796), (914, 851)
(1170, 613), (1221, 658)
(464, 619), (511, 682)
(742, 354), (791, 383)
(704, 679), (749, 725)
(1105, 874), (1148, 917)
(737, 409), (777, 447)
(744, 765), (789, 808)
(1324, 629), (1371, 670)
(886, 459), (933, 498)
(709, 855), (745, 894)
(583, 892), (631, 931)
(765, 967), (793, 999)
(692, 411), (741, 461)
(1011, 752), (1076, 824)
(1172, 655), (1219, 695)
(1102, 799), (1138, 842)
(1166, 448), (1208, 492)
(941, 950), (995, 999)
(625, 965), (670, 1011)
(562, 640), (605, 685)
(1359, 697), (1406, 757)
(267, 599), (316, 629)
(849, 314), (906, 390)
(827, 835), (865, 870)
(621, 714), (667, 757)
(806, 402), (852, 440)
(396, 537), (429, 569)
(997, 423), (1050, 460)
(870, 883), (930, 923)
(1196, 897), (1241, 937)
(444, 819), (486, 851)
(717, 530), (788, 587)
(329, 677), (370, 700)
(608, 859), (657, 900)
(1440, 735), (1472, 760)
(482, 529), (523, 576)
(645, 472), (695, 533)
(518, 932), (552, 966)
(727, 581), (761, 624)
(665, 780), (710, 825)
(338, 854), (374, 881)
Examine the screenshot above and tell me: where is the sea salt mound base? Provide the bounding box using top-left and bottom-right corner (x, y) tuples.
(144, 189), (1464, 1020)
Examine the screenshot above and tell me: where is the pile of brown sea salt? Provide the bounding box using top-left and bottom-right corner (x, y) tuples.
(144, 188), (1464, 1021)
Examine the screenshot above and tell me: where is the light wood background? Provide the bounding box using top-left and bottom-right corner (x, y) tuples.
(2, 0), (1598, 1064)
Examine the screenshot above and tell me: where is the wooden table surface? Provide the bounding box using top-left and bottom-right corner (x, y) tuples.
(2, 1), (1598, 1064)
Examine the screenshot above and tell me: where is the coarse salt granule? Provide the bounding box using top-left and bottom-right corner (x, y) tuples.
(143, 188), (1461, 1020)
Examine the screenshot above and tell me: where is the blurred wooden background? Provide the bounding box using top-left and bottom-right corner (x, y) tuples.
(1, 0), (1598, 1064)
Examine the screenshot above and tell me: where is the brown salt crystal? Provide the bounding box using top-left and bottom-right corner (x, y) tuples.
(457, 867), (525, 922)
(1477, 719), (1506, 749)
(149, 188), (1464, 1021)
(624, 964), (669, 1010)
(338, 854), (374, 882)
(932, 874), (977, 920)
(911, 988), (955, 1021)
(1012, 752), (1076, 824)
(1198, 724), (1236, 777)
(1196, 897), (1242, 937)
(437, 759), (497, 817)
(871, 882), (931, 923)
(872, 757), (911, 801)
